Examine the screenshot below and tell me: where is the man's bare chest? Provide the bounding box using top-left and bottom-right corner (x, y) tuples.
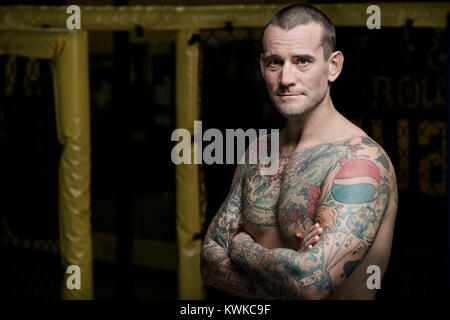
(240, 143), (348, 245)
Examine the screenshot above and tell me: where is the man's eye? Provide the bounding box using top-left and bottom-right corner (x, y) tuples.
(298, 59), (309, 65)
(268, 60), (282, 67)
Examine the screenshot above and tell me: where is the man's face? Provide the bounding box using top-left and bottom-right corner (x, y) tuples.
(261, 22), (332, 119)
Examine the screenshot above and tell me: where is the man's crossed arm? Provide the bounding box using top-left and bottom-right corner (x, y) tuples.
(229, 156), (395, 300)
(200, 163), (323, 299)
(200, 164), (271, 299)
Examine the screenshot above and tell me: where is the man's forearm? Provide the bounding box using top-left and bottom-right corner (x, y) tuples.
(230, 234), (308, 299)
(200, 163), (276, 299)
(201, 238), (274, 299)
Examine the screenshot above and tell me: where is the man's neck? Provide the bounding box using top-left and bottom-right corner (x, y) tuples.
(281, 94), (339, 156)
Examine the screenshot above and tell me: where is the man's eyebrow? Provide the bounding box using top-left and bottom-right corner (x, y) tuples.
(262, 54), (316, 62)
(262, 54), (282, 62)
(292, 54), (316, 61)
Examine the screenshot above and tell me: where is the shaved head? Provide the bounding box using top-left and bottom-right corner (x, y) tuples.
(263, 4), (336, 59)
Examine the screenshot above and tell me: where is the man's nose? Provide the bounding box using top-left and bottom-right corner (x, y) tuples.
(279, 62), (296, 87)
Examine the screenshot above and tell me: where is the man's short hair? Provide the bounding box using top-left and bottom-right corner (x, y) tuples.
(263, 4), (336, 59)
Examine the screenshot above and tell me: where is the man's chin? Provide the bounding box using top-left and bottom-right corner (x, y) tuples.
(274, 100), (319, 119)
(276, 105), (309, 119)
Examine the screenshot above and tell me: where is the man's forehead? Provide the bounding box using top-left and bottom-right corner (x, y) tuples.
(263, 22), (324, 55)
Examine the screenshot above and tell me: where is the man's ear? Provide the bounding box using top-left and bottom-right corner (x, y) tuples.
(260, 53), (265, 80)
(328, 51), (344, 83)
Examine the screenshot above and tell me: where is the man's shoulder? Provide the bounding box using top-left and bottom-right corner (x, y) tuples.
(319, 135), (398, 228)
(349, 135), (394, 173)
(325, 135), (397, 190)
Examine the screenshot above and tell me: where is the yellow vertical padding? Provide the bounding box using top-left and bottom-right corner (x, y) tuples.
(0, 30), (93, 299)
(175, 29), (205, 300)
(53, 31), (93, 300)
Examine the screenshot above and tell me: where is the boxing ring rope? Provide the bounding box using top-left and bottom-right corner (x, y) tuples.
(0, 3), (448, 300)
(0, 29), (93, 300)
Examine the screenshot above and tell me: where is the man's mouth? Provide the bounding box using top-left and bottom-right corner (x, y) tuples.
(277, 93), (303, 97)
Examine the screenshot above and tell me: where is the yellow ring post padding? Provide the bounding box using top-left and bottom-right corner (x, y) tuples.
(175, 29), (204, 300)
(0, 3), (449, 30)
(0, 29), (93, 300)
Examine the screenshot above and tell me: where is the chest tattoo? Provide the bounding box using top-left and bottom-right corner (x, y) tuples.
(241, 140), (367, 233)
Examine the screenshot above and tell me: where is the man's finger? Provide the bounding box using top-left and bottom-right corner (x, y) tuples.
(304, 235), (320, 249)
(303, 227), (323, 244)
(308, 223), (320, 233)
(302, 233), (322, 251)
(296, 223), (320, 239)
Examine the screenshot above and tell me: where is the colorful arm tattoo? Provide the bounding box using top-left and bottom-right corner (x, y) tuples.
(229, 144), (396, 299)
(200, 164), (274, 299)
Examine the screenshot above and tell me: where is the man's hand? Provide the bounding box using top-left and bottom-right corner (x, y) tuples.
(296, 223), (323, 252)
(232, 224), (323, 253)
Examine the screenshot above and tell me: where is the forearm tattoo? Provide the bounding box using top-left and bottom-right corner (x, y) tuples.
(200, 164), (274, 299)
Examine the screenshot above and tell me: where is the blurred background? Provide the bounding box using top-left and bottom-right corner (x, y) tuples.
(0, 0), (448, 300)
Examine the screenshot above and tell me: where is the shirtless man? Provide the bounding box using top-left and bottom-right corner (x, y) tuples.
(200, 4), (398, 300)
